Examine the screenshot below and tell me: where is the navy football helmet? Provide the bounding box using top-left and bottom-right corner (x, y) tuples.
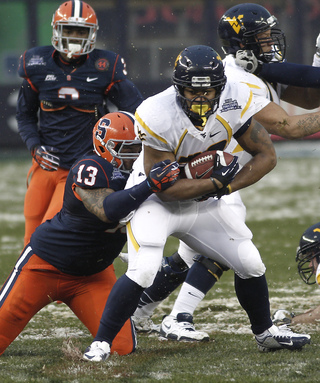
(218, 3), (286, 63)
(296, 222), (320, 285)
(172, 45), (226, 127)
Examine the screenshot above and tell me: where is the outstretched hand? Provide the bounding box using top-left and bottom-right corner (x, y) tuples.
(147, 159), (180, 193)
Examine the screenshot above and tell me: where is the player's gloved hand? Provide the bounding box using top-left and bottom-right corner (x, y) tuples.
(235, 50), (262, 74)
(316, 33), (320, 57)
(32, 145), (60, 171)
(147, 159), (180, 193)
(211, 153), (239, 188)
(272, 309), (295, 326)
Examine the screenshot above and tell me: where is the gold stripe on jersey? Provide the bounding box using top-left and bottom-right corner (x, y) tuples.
(231, 143), (244, 153)
(127, 221), (139, 252)
(174, 129), (188, 156)
(135, 112), (168, 144)
(241, 90), (253, 119)
(216, 115), (232, 144)
(241, 82), (262, 90)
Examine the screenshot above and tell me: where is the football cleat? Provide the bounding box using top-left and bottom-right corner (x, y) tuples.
(83, 341), (110, 362)
(132, 315), (160, 333)
(160, 313), (209, 341)
(255, 324), (310, 352)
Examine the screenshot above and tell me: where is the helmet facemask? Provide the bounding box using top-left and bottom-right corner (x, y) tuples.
(104, 140), (141, 174)
(176, 82), (224, 129)
(296, 242), (320, 285)
(52, 22), (97, 58)
(241, 16), (286, 63)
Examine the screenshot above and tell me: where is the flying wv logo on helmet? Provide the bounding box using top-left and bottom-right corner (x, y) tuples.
(225, 15), (244, 34)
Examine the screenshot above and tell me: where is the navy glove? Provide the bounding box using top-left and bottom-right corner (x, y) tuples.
(147, 159), (180, 193)
(211, 153), (239, 187)
(32, 145), (60, 171)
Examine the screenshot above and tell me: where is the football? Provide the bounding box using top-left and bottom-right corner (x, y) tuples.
(184, 150), (234, 179)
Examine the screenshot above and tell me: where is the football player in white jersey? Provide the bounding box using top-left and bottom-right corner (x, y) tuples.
(83, 44), (311, 362)
(131, 3), (320, 341)
(273, 222), (320, 325)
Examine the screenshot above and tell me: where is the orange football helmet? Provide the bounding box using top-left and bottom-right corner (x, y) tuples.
(93, 111), (141, 173)
(51, 0), (98, 58)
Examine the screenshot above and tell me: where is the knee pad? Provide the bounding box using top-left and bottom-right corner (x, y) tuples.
(193, 255), (229, 281)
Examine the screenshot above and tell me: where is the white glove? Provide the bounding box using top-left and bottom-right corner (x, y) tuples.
(316, 33), (320, 57)
(272, 309), (295, 325)
(312, 33), (320, 66)
(235, 50), (261, 73)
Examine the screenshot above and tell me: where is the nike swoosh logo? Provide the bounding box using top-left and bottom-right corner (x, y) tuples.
(210, 132), (220, 138)
(188, 291), (199, 297)
(221, 170), (229, 176)
(164, 324), (171, 330)
(279, 340), (293, 346)
(87, 77), (98, 82)
(195, 166), (214, 179)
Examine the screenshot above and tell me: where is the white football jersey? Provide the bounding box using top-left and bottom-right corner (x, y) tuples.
(135, 81), (269, 166)
(223, 54), (282, 166)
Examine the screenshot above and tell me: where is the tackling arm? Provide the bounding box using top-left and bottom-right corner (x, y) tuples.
(254, 101), (320, 139)
(75, 159), (180, 222)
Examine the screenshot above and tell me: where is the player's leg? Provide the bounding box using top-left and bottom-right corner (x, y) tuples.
(83, 197), (174, 361)
(67, 265), (137, 356)
(132, 249), (189, 332)
(24, 162), (56, 245)
(173, 199), (310, 350)
(155, 193), (244, 339)
(0, 249), (59, 355)
(41, 169), (68, 223)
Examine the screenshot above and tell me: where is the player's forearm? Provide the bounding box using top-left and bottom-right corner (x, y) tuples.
(230, 152), (276, 193)
(157, 177), (218, 202)
(286, 112), (320, 139)
(255, 103), (320, 139)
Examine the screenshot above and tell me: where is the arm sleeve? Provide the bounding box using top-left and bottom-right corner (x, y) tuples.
(103, 179), (152, 222)
(16, 79), (41, 152)
(106, 79), (144, 113)
(259, 62), (320, 88)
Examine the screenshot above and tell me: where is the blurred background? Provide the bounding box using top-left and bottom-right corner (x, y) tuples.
(0, 0), (319, 150)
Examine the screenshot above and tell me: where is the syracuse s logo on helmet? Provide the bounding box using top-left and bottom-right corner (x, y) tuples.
(225, 15), (244, 34)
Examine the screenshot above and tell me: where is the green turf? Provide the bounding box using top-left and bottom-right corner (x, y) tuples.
(0, 153), (319, 382)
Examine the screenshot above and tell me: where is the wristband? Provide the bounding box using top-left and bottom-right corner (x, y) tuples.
(210, 176), (220, 191)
